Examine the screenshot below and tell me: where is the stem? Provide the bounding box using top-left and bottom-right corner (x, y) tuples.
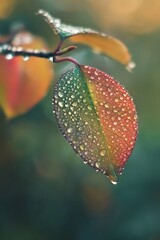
(0, 44), (79, 66)
(53, 56), (79, 66)
(0, 16), (73, 60)
(56, 46), (77, 56)
(0, 43), (77, 62)
(52, 38), (64, 54)
(0, 9), (78, 66)
(0, 45), (53, 59)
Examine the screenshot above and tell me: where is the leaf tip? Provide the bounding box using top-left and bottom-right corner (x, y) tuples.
(106, 164), (119, 185)
(110, 178), (118, 185)
(36, 9), (45, 16)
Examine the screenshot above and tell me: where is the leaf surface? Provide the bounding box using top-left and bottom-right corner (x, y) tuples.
(70, 33), (132, 66)
(53, 65), (138, 184)
(38, 10), (133, 68)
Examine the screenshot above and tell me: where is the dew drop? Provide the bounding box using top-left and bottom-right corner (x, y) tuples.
(105, 104), (109, 108)
(126, 61), (136, 72)
(111, 180), (118, 185)
(2, 44), (9, 50)
(78, 127), (83, 131)
(80, 145), (85, 150)
(94, 71), (98, 76)
(72, 102), (77, 107)
(134, 114), (138, 120)
(5, 53), (13, 60)
(87, 105), (92, 111)
(95, 162), (100, 168)
(23, 55), (29, 61)
(67, 128), (72, 133)
(49, 57), (54, 62)
(58, 92), (63, 98)
(100, 150), (106, 157)
(58, 102), (64, 107)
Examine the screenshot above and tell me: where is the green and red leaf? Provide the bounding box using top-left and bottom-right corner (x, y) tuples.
(53, 65), (138, 184)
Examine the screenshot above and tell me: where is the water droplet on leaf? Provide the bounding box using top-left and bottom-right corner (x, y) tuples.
(5, 53), (14, 60)
(126, 61), (136, 72)
(100, 150), (106, 157)
(58, 92), (63, 98)
(23, 56), (29, 61)
(67, 128), (73, 133)
(58, 102), (64, 107)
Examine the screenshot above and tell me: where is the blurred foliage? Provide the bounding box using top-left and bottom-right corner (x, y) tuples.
(0, 0), (16, 19)
(88, 0), (160, 34)
(0, 0), (160, 240)
(0, 32), (53, 118)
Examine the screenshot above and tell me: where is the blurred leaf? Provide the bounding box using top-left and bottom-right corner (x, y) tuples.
(38, 9), (133, 68)
(0, 32), (54, 118)
(53, 65), (138, 184)
(0, 0), (16, 18)
(89, 0), (160, 34)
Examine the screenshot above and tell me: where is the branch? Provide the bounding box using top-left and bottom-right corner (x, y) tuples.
(0, 43), (77, 62)
(0, 9), (78, 65)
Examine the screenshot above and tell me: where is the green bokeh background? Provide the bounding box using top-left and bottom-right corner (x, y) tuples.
(0, 0), (160, 240)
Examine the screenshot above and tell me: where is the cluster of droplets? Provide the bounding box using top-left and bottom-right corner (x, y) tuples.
(59, 24), (97, 39)
(53, 66), (119, 182)
(0, 44), (48, 62)
(53, 65), (138, 183)
(37, 9), (97, 39)
(37, 9), (61, 36)
(83, 66), (138, 172)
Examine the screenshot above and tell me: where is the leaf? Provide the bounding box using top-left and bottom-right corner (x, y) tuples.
(0, 32), (53, 118)
(70, 33), (132, 67)
(0, 0), (15, 18)
(53, 65), (138, 184)
(38, 9), (134, 68)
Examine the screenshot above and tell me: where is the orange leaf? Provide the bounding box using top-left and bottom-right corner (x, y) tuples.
(0, 32), (54, 118)
(0, 0), (15, 18)
(70, 33), (132, 66)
